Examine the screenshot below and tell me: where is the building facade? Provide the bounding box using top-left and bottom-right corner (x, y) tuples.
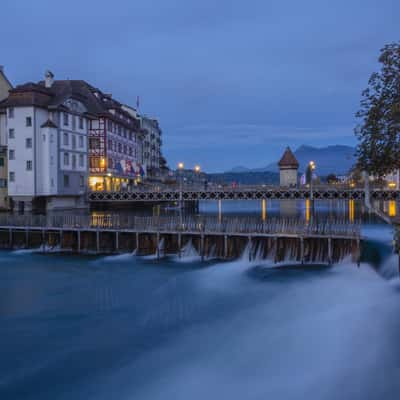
(0, 72), (91, 211)
(278, 147), (299, 187)
(141, 116), (162, 179)
(0, 66), (12, 209)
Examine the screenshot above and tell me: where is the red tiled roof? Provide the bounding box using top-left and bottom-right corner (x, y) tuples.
(278, 147), (299, 168)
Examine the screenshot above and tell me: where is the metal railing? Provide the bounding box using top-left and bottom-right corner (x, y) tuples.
(0, 214), (361, 238)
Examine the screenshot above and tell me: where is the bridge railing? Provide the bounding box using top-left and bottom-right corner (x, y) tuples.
(0, 214), (361, 238)
(87, 183), (373, 193)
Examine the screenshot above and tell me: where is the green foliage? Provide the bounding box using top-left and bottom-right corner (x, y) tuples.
(355, 42), (400, 177)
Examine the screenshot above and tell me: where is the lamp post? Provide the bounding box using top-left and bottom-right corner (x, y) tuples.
(178, 162), (184, 225)
(308, 161), (316, 200)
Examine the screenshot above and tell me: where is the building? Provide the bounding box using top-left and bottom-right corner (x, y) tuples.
(278, 147), (299, 187)
(0, 66), (12, 101)
(0, 71), (92, 211)
(0, 66), (12, 209)
(141, 116), (162, 179)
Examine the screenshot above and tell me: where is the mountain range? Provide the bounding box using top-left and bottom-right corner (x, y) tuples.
(227, 145), (356, 176)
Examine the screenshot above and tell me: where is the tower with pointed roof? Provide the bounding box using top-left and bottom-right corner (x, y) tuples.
(278, 147), (299, 187)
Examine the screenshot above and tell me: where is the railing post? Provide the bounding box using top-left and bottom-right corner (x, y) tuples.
(224, 235), (228, 259)
(42, 229), (46, 252)
(328, 237), (332, 265)
(96, 230), (100, 253)
(25, 229), (29, 248)
(178, 233), (182, 258)
(156, 232), (160, 260)
(300, 237), (304, 264)
(136, 232), (139, 253)
(200, 234), (205, 262)
(115, 231), (119, 252)
(8, 229), (12, 249)
(77, 231), (81, 253)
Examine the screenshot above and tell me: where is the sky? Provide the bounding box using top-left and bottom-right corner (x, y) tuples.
(1, 0), (399, 172)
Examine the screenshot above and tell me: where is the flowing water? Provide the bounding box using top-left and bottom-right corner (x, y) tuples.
(1, 200), (400, 399)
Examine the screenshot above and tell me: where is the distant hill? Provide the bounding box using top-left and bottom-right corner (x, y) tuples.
(227, 145), (356, 176)
(207, 171), (279, 185)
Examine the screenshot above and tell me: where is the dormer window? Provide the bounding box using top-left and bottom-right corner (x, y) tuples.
(63, 112), (69, 126)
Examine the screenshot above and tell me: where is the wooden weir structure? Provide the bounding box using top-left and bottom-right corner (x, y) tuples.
(0, 215), (362, 264)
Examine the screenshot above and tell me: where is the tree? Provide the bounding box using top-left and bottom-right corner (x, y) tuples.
(355, 42), (400, 177)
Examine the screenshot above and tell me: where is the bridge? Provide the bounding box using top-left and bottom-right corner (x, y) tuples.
(0, 214), (361, 264)
(87, 185), (400, 202)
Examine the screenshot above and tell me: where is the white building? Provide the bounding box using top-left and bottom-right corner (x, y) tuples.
(0, 72), (92, 211)
(141, 116), (162, 179)
(278, 147), (299, 187)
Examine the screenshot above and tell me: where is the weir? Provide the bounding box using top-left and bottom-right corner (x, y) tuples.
(0, 215), (362, 264)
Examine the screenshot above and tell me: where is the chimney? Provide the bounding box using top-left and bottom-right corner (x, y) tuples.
(45, 70), (54, 88)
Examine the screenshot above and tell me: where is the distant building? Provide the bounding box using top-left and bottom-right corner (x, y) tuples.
(278, 147), (299, 187)
(140, 116), (162, 179)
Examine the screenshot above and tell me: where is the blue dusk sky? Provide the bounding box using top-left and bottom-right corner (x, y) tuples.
(1, 0), (399, 172)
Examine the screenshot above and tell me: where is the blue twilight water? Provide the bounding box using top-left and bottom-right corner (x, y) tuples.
(1, 201), (400, 399)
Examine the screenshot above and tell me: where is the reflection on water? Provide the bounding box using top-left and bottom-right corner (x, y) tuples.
(261, 199), (266, 221)
(349, 199), (355, 223)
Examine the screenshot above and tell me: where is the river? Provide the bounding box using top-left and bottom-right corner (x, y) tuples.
(0, 200), (400, 399)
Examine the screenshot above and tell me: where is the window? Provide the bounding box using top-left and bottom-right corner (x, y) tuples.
(72, 115), (76, 130)
(50, 134), (54, 143)
(79, 154), (84, 167)
(26, 138), (32, 148)
(79, 135), (84, 148)
(108, 158), (113, 169)
(72, 135), (76, 149)
(9, 129), (14, 139)
(89, 138), (100, 149)
(8, 108), (14, 118)
(72, 154), (76, 169)
(26, 160), (32, 170)
(51, 178), (54, 187)
(118, 143), (122, 153)
(63, 132), (69, 146)
(26, 117), (32, 127)
(0, 158), (4, 167)
(108, 139), (112, 150)
(123, 145), (127, 154)
(129, 132), (132, 141)
(129, 147), (133, 156)
(79, 175), (84, 187)
(79, 117), (84, 129)
(63, 152), (69, 166)
(107, 120), (112, 131)
(63, 112), (69, 126)
(63, 174), (69, 187)
(42, 134), (46, 142)
(0, 179), (7, 188)
(9, 172), (15, 182)
(9, 150), (15, 160)
(50, 156), (54, 165)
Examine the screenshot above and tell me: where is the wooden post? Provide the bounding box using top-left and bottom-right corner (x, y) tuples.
(224, 235), (228, 259)
(96, 230), (100, 253)
(115, 231), (119, 252)
(356, 239), (361, 267)
(156, 232), (160, 260)
(274, 237), (278, 264)
(60, 230), (63, 249)
(77, 231), (81, 253)
(328, 237), (332, 265)
(8, 229), (12, 249)
(300, 237), (304, 264)
(25, 229), (29, 248)
(136, 232), (139, 253)
(201, 234), (205, 262)
(248, 236), (252, 262)
(42, 230), (46, 252)
(178, 233), (182, 258)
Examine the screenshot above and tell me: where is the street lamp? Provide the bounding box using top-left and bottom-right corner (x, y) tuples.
(194, 165), (201, 173)
(309, 160), (316, 200)
(177, 162), (184, 224)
